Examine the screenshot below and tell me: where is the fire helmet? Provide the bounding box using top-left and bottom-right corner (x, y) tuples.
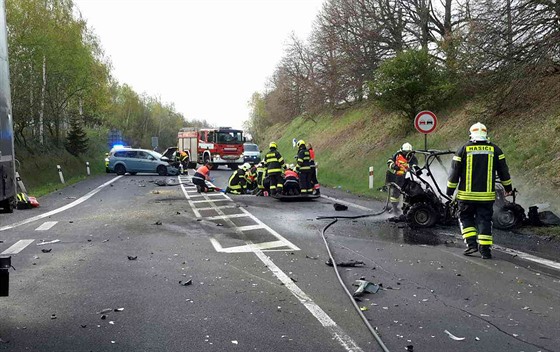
(401, 142), (413, 152)
(469, 122), (488, 142)
(242, 163), (251, 171)
(297, 140), (306, 148)
(269, 142), (278, 149)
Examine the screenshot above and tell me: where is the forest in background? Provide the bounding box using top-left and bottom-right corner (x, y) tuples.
(245, 0), (559, 141)
(6, 0), (210, 156)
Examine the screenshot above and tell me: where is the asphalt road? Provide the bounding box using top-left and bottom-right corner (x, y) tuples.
(0, 168), (559, 352)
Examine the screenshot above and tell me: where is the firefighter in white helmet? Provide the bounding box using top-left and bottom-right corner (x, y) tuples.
(386, 142), (418, 215)
(447, 122), (513, 259)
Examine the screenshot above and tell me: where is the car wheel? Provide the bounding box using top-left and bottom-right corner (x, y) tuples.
(157, 165), (168, 176)
(406, 202), (439, 228)
(0, 197), (14, 214)
(115, 164), (126, 176)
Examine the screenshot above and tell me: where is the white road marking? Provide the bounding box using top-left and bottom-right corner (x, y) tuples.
(206, 214), (250, 220)
(237, 224), (264, 232)
(495, 246), (560, 270)
(35, 221), (58, 231)
(195, 205), (239, 211)
(1, 239), (35, 254)
(254, 249), (363, 352)
(0, 176), (123, 232)
(188, 193), (226, 198)
(190, 199), (230, 204)
(210, 239), (292, 253)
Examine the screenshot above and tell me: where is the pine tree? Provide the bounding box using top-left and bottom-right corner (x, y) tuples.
(65, 115), (89, 156)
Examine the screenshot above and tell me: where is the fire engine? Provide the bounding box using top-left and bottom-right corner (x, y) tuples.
(177, 127), (245, 169)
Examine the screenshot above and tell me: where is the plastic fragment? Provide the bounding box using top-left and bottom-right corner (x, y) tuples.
(97, 308), (112, 314)
(406, 345), (414, 351)
(50, 314), (57, 320)
(109, 321), (115, 325)
(231, 340), (238, 345)
(154, 221), (162, 225)
(101, 315), (107, 320)
(179, 279), (192, 286)
(127, 256), (137, 261)
(80, 325), (87, 328)
(360, 306), (368, 311)
(333, 203), (348, 211)
(37, 240), (60, 246)
(444, 330), (465, 341)
(475, 337), (480, 341)
(326, 258), (365, 267)
(41, 249), (52, 253)
(353, 280), (380, 296)
(114, 308), (124, 312)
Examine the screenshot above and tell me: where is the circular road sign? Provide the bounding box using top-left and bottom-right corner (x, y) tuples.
(414, 111), (438, 134)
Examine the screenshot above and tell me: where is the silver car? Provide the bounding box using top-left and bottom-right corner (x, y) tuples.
(108, 148), (178, 176)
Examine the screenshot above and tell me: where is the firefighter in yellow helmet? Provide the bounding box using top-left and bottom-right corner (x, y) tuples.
(263, 142), (285, 196)
(226, 163), (249, 195)
(295, 140), (313, 194)
(387, 142), (418, 215)
(447, 122), (513, 259)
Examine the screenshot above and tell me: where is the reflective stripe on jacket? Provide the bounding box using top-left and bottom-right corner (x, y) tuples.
(228, 169), (246, 190)
(296, 147), (311, 171)
(446, 141), (512, 202)
(264, 148), (285, 174)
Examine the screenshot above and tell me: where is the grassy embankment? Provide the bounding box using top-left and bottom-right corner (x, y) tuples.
(16, 128), (110, 197)
(260, 78), (560, 216)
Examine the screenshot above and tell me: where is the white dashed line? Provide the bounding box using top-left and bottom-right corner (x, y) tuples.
(35, 221), (58, 231)
(1, 239), (35, 254)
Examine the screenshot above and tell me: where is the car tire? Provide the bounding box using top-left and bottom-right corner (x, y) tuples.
(115, 164), (126, 176)
(157, 165), (168, 176)
(406, 202), (439, 228)
(0, 197), (14, 214)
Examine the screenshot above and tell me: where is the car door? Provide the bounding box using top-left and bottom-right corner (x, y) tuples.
(135, 151), (153, 172)
(124, 150), (140, 171)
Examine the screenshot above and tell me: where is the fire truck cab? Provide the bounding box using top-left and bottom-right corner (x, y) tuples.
(178, 127), (244, 170)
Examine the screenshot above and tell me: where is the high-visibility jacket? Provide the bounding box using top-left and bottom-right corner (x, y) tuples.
(256, 164), (266, 189)
(296, 147), (311, 172)
(387, 151), (417, 176)
(193, 165), (210, 181)
(228, 169), (247, 190)
(446, 141), (512, 202)
(179, 151), (188, 162)
(264, 148), (285, 174)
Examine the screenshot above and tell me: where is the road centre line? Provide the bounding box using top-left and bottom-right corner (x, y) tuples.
(1, 239), (35, 254)
(35, 221), (58, 231)
(253, 249), (363, 352)
(0, 176), (123, 232)
(181, 177), (362, 351)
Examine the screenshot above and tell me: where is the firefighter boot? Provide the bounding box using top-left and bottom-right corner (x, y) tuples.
(463, 238), (478, 256)
(390, 203), (401, 216)
(479, 245), (492, 259)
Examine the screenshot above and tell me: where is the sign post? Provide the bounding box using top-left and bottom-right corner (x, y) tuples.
(414, 111), (438, 151)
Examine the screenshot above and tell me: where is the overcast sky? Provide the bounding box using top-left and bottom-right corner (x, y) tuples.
(73, 0), (325, 129)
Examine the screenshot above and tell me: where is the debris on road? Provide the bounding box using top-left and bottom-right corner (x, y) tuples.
(305, 255), (317, 260)
(179, 279), (192, 286)
(50, 314), (57, 320)
(444, 329), (465, 341)
(154, 221), (162, 225)
(101, 315), (107, 320)
(37, 239), (60, 246)
(97, 308), (112, 314)
(41, 249), (52, 253)
(406, 345), (414, 351)
(326, 258), (365, 267)
(231, 340), (238, 345)
(360, 306), (368, 311)
(352, 280), (380, 296)
(127, 256), (137, 261)
(114, 308), (124, 312)
(333, 203), (348, 211)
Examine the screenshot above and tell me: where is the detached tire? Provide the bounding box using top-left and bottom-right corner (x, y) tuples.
(115, 164), (126, 176)
(493, 204), (525, 230)
(406, 202), (439, 228)
(0, 197), (14, 213)
(157, 165), (168, 176)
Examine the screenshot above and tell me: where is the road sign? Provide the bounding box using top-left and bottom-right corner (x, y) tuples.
(151, 136), (158, 148)
(414, 111), (437, 134)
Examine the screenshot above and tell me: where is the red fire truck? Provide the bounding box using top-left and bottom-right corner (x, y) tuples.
(177, 127), (245, 169)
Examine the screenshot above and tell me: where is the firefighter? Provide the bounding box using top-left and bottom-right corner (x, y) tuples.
(295, 140), (313, 194)
(283, 164), (300, 195)
(174, 150), (189, 174)
(192, 162), (213, 193)
(226, 163), (249, 195)
(244, 163), (258, 192)
(308, 143), (320, 195)
(263, 142), (285, 196)
(387, 142), (418, 215)
(446, 122), (513, 259)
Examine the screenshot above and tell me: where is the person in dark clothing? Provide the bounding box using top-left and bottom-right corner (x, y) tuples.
(263, 142), (285, 196)
(283, 164), (300, 195)
(387, 142), (418, 215)
(192, 163), (212, 193)
(226, 164), (249, 194)
(447, 122), (513, 259)
(295, 140), (313, 194)
(308, 143), (320, 195)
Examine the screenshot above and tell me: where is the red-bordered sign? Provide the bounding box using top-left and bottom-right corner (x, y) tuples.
(414, 111), (438, 134)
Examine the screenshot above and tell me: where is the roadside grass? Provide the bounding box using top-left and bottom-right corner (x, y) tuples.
(260, 88), (560, 237)
(15, 127), (110, 197)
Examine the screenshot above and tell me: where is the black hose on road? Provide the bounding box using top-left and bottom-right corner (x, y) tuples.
(316, 193), (392, 352)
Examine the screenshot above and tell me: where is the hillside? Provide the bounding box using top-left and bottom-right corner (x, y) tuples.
(260, 76), (560, 213)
